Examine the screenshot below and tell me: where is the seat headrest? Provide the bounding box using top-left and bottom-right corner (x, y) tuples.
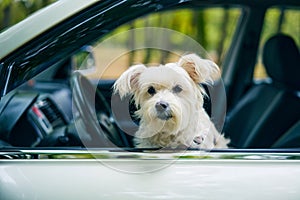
(263, 34), (300, 90)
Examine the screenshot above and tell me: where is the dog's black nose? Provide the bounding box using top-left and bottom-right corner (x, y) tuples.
(155, 101), (169, 112)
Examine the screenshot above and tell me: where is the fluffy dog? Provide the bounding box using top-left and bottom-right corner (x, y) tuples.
(113, 54), (230, 149)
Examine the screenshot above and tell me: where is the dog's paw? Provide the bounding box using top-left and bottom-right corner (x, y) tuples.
(193, 136), (204, 145)
(191, 134), (215, 149)
(188, 136), (205, 149)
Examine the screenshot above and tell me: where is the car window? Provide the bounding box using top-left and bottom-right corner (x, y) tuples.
(253, 7), (300, 80)
(73, 7), (242, 80)
(1, 1), (300, 152)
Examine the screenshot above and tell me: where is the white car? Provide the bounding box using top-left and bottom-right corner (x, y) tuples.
(0, 0), (300, 199)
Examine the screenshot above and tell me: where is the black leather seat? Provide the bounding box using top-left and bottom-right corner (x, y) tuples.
(224, 34), (300, 148)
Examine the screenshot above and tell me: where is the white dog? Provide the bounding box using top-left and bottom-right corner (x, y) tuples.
(113, 54), (230, 149)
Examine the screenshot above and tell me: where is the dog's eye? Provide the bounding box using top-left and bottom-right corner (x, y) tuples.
(173, 85), (183, 93)
(147, 86), (156, 95)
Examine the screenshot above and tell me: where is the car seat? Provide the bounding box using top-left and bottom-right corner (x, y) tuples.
(224, 33), (300, 148)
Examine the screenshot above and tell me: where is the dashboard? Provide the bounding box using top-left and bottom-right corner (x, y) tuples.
(0, 81), (73, 147)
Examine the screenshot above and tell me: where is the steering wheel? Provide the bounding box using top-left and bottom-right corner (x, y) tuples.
(71, 71), (126, 147)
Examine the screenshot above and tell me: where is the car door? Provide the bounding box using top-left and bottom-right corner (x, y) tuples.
(1, 1), (300, 200)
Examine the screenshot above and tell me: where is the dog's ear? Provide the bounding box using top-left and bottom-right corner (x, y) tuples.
(113, 64), (146, 99)
(178, 54), (220, 84)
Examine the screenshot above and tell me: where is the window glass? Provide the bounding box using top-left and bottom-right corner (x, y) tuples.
(254, 8), (300, 80)
(79, 7), (241, 79)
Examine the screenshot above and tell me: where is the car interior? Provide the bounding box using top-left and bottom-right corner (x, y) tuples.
(224, 33), (300, 148)
(0, 4), (299, 151)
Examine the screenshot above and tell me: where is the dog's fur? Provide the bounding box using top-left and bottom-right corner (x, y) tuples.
(113, 54), (230, 149)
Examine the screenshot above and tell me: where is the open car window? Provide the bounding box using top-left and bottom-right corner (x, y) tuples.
(0, 2), (299, 152)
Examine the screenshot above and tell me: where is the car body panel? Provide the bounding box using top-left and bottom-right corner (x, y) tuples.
(1, 150), (300, 200)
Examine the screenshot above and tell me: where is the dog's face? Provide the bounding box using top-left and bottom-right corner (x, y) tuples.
(133, 64), (203, 135)
(114, 54), (220, 136)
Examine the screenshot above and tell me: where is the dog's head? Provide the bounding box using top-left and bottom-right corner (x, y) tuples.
(113, 54), (220, 134)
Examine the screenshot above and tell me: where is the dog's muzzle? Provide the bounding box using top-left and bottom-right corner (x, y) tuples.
(155, 101), (172, 120)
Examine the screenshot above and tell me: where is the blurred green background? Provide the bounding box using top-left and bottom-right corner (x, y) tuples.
(0, 0), (55, 31)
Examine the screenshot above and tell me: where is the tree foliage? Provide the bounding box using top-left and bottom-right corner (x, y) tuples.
(0, 0), (55, 31)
